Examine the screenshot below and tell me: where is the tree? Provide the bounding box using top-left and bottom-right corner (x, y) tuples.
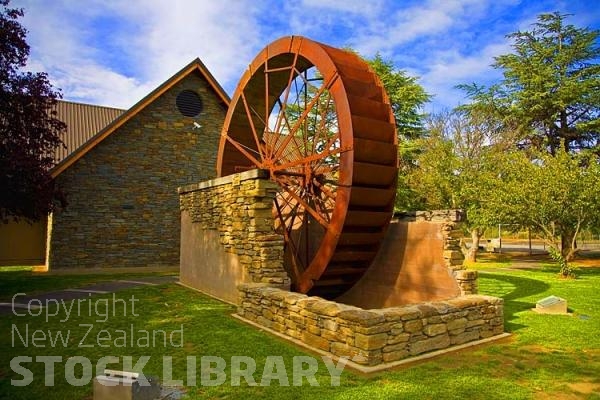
(366, 54), (431, 142)
(459, 12), (600, 257)
(407, 110), (514, 261)
(460, 12), (600, 155)
(0, 0), (65, 223)
(487, 147), (600, 276)
(365, 54), (431, 211)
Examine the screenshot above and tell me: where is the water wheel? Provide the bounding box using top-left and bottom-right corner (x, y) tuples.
(217, 36), (397, 298)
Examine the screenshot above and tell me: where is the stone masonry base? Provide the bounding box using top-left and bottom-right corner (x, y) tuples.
(233, 312), (510, 373)
(238, 284), (505, 368)
(178, 169), (505, 368)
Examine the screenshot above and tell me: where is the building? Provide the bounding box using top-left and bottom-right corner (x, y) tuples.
(0, 58), (229, 269)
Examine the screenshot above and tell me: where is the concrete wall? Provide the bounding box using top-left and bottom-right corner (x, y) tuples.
(48, 72), (226, 269)
(178, 170), (290, 303)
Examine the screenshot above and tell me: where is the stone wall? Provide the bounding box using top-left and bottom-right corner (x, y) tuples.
(238, 284), (504, 366)
(178, 170), (502, 364)
(179, 170), (290, 303)
(48, 71), (226, 269)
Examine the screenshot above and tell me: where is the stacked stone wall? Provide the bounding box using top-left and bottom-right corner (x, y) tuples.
(49, 72), (226, 269)
(238, 284), (503, 366)
(179, 170), (290, 291)
(178, 171), (500, 364)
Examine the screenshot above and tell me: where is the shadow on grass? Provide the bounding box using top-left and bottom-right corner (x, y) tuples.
(575, 266), (600, 276)
(478, 272), (550, 332)
(539, 264), (600, 278)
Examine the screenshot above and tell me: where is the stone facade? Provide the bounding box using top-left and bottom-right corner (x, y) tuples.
(238, 284), (504, 366)
(48, 71), (226, 268)
(178, 170), (290, 302)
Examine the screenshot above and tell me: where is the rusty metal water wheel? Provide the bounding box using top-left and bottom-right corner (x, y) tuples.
(217, 36), (398, 298)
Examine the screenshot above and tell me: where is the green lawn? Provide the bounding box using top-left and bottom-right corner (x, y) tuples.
(0, 266), (599, 399)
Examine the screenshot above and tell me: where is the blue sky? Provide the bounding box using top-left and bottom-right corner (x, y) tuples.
(14, 0), (600, 112)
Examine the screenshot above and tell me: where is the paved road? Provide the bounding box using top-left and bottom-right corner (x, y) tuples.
(471, 239), (600, 253)
(0, 275), (177, 315)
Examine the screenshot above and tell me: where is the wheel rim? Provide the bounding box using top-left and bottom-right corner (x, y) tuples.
(218, 36), (397, 297)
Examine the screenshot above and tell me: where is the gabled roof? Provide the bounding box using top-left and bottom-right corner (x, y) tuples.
(53, 100), (125, 164)
(51, 58), (230, 177)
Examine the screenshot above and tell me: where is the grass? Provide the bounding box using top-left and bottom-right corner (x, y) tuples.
(0, 262), (599, 399)
(464, 252), (515, 270)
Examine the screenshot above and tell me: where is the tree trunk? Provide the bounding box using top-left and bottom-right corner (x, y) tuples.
(561, 229), (577, 261)
(466, 227), (482, 262)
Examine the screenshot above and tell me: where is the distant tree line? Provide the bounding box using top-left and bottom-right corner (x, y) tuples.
(378, 12), (599, 277)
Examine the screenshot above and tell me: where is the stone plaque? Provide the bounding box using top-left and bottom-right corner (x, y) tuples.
(535, 295), (567, 314)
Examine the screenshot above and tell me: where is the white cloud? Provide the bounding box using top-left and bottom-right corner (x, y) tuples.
(300, 0), (384, 15)
(104, 1), (265, 93)
(17, 0), (268, 108)
(52, 64), (153, 109)
(17, 1), (139, 108)
(14, 0), (599, 114)
(420, 42), (511, 111)
(352, 0), (492, 55)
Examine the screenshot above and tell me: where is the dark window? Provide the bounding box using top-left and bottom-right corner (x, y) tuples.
(176, 90), (203, 117)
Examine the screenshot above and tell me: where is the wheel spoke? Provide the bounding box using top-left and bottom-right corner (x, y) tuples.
(241, 92), (265, 161)
(276, 190), (301, 229)
(312, 135), (341, 172)
(312, 178), (337, 202)
(312, 91), (333, 154)
(274, 197), (303, 281)
(271, 99), (295, 159)
(272, 72), (339, 162)
(276, 189), (314, 277)
(224, 135), (263, 168)
(312, 164), (338, 176)
(311, 196), (331, 223)
(279, 178), (329, 229)
(271, 54), (300, 148)
(272, 143), (341, 172)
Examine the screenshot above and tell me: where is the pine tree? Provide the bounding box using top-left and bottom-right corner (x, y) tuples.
(460, 12), (600, 155)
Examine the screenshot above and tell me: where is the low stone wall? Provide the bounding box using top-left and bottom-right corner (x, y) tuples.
(179, 170), (290, 303)
(179, 170), (502, 365)
(238, 283), (503, 366)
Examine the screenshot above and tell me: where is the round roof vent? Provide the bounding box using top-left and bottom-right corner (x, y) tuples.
(176, 90), (203, 117)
